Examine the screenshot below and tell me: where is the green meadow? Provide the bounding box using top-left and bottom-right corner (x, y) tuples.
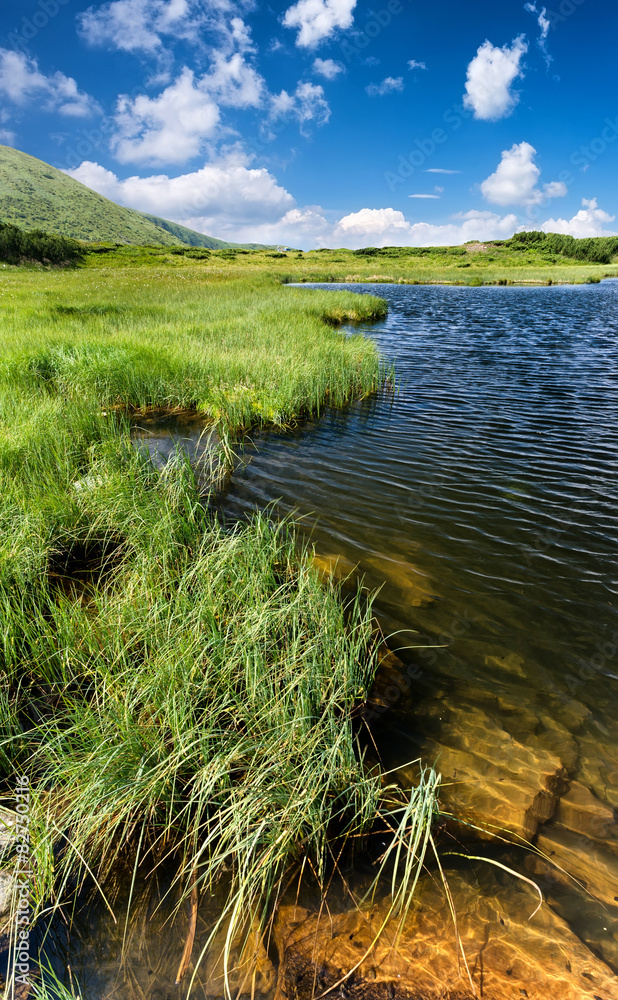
(2, 228), (614, 984)
(80, 235), (618, 285)
(0, 262), (443, 984)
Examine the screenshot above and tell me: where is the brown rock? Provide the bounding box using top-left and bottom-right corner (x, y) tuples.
(409, 704), (569, 841)
(553, 781), (617, 844)
(536, 826), (618, 909)
(364, 554), (435, 608)
(311, 552), (360, 587)
(577, 732), (618, 811)
(273, 870), (618, 1000)
(202, 917), (277, 997)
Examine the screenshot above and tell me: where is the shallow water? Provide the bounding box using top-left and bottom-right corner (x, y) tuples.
(41, 281), (618, 994)
(220, 280), (618, 975)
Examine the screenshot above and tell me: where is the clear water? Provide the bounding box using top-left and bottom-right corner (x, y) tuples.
(219, 280), (618, 973)
(41, 281), (618, 993)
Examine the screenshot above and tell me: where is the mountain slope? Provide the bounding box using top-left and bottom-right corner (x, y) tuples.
(0, 146), (271, 249)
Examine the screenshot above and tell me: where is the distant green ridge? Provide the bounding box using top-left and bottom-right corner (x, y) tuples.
(0, 145), (274, 249)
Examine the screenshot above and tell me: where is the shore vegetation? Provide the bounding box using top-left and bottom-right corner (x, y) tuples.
(0, 260), (445, 993)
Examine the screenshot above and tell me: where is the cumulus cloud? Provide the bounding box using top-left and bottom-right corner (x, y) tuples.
(407, 59), (427, 70)
(329, 206), (520, 248)
(0, 49), (100, 117)
(268, 81), (330, 136)
(538, 198), (617, 238)
(312, 57), (344, 79)
(110, 18), (266, 166)
(409, 194), (440, 199)
(63, 154), (618, 249)
(201, 44), (265, 108)
(0, 129), (15, 145)
(463, 36), (527, 120)
(365, 76), (403, 97)
(425, 168), (460, 174)
(542, 180), (568, 198)
(78, 0), (230, 54)
(65, 154), (296, 234)
(283, 0), (357, 47)
(112, 69), (221, 164)
(480, 142), (567, 207)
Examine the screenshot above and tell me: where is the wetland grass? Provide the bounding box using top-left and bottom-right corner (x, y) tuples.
(0, 265), (439, 992)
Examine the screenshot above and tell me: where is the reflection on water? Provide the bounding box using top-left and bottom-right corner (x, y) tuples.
(44, 282), (618, 994)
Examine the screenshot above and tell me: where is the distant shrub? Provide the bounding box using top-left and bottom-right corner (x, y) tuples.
(0, 221), (83, 266)
(508, 231), (618, 265)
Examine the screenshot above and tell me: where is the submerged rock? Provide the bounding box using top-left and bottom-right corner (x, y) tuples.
(535, 826), (618, 910)
(576, 730), (618, 811)
(272, 869), (618, 1000)
(310, 551), (435, 608)
(401, 702), (569, 841)
(552, 781), (617, 844)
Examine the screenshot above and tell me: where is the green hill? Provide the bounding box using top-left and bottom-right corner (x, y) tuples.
(0, 146), (271, 249)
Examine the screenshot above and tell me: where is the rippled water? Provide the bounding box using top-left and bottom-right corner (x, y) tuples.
(218, 281), (618, 973)
(41, 281), (618, 993)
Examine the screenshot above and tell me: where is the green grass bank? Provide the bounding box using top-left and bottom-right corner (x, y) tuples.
(0, 265), (443, 990)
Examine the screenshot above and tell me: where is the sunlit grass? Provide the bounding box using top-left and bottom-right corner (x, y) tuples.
(0, 264), (441, 993)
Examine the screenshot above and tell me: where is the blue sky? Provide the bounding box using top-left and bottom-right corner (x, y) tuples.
(0, 0), (617, 247)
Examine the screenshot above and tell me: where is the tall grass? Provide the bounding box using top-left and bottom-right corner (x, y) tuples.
(0, 264), (439, 993)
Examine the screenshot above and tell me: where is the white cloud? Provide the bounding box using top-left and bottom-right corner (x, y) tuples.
(228, 207), (330, 246)
(542, 180), (568, 198)
(268, 80), (330, 136)
(0, 49), (100, 118)
(407, 59), (427, 70)
(480, 141), (541, 206)
(63, 156), (618, 250)
(65, 153), (296, 236)
(524, 3), (551, 66)
(463, 36), (527, 121)
(328, 206), (522, 249)
(0, 129), (15, 145)
(425, 168), (460, 174)
(110, 19), (266, 168)
(409, 194), (440, 199)
(312, 57), (344, 79)
(480, 142), (567, 207)
(538, 198), (617, 238)
(202, 46), (264, 108)
(366, 76), (403, 97)
(283, 0), (357, 47)
(111, 69), (221, 165)
(78, 0), (229, 54)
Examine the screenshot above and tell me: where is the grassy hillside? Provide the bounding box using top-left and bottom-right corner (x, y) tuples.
(0, 145), (274, 249)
